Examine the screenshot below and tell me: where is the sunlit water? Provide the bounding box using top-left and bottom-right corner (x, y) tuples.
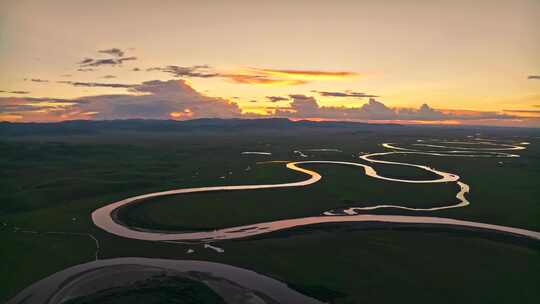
(91, 139), (540, 242)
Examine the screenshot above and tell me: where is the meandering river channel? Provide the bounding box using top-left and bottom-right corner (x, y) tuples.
(9, 139), (539, 304)
(91, 139), (540, 241)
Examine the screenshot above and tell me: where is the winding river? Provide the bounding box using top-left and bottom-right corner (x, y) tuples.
(9, 138), (540, 304)
(91, 139), (540, 242)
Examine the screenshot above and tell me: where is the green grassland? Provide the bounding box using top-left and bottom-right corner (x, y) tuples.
(117, 163), (460, 231)
(1, 122), (539, 303)
(0, 231), (96, 299)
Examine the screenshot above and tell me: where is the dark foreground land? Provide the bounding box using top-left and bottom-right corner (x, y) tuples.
(1, 119), (539, 303)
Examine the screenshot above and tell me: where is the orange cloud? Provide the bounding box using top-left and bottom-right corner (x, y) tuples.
(222, 74), (307, 86)
(4, 81), (537, 127)
(0, 80), (241, 122)
(21, 101), (77, 108)
(218, 67), (357, 86)
(0, 113), (23, 121)
(501, 109), (540, 117)
(251, 68), (358, 80)
(143, 64), (358, 86)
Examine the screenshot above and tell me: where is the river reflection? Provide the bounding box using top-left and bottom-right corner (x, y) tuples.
(92, 140), (540, 242)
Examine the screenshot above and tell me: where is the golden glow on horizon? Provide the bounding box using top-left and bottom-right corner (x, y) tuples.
(22, 101), (77, 108)
(240, 107), (269, 115)
(0, 113), (23, 121)
(0, 0), (538, 127)
(289, 117), (463, 125)
(170, 109), (194, 119)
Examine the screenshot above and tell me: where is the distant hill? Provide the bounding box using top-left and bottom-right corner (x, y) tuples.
(0, 118), (403, 136)
(1, 118), (536, 137)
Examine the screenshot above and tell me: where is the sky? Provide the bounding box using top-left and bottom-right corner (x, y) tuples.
(1, 0), (539, 126)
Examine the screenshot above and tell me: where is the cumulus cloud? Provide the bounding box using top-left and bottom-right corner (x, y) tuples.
(266, 96), (289, 102)
(98, 48), (125, 57)
(1, 80), (241, 121)
(313, 90), (378, 98)
(78, 80), (241, 119)
(528, 75), (540, 79)
(272, 95), (515, 121)
(1, 83), (523, 124)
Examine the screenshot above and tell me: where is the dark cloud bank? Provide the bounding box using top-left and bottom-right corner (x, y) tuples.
(271, 94), (515, 121)
(1, 80), (521, 123)
(67, 80), (240, 119)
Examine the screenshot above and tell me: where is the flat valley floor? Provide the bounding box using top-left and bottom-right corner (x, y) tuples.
(1, 120), (539, 303)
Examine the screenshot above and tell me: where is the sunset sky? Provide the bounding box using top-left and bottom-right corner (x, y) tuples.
(1, 0), (539, 126)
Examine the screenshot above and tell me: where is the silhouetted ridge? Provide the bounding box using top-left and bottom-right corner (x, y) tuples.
(0, 118), (401, 136)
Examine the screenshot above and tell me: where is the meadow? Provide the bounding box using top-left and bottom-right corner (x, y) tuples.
(1, 120), (539, 303)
